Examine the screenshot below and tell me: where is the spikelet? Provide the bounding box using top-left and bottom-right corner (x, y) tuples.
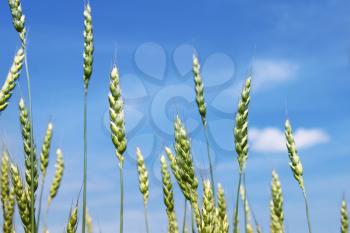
(83, 3), (94, 91)
(19, 98), (38, 192)
(0, 48), (25, 112)
(48, 148), (64, 205)
(284, 119), (304, 191)
(234, 77), (251, 172)
(108, 65), (127, 167)
(192, 55), (206, 124)
(160, 155), (178, 233)
(341, 199), (348, 233)
(40, 122), (53, 179)
(270, 170), (284, 233)
(201, 180), (215, 233)
(66, 205), (78, 233)
(10, 164), (31, 232)
(86, 208), (93, 233)
(8, 0), (26, 45)
(136, 148), (149, 205)
(217, 184), (229, 233)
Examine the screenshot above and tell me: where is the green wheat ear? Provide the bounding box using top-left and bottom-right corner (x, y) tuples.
(40, 122), (53, 179)
(19, 98), (38, 192)
(341, 198), (349, 233)
(48, 148), (64, 205)
(192, 55), (206, 124)
(201, 180), (215, 233)
(136, 148), (149, 205)
(234, 76), (251, 172)
(284, 119), (304, 191)
(109, 64), (127, 167)
(8, 0), (26, 45)
(0, 48), (25, 112)
(66, 204), (78, 233)
(160, 155), (178, 233)
(217, 184), (229, 233)
(270, 170), (284, 233)
(83, 3), (94, 92)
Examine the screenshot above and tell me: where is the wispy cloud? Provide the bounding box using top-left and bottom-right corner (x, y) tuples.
(250, 127), (330, 153)
(253, 59), (299, 90)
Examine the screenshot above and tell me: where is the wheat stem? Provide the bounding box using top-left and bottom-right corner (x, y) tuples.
(233, 172), (242, 233)
(82, 92), (88, 233)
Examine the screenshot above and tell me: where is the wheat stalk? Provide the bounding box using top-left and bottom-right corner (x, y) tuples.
(82, 4), (94, 233)
(240, 185), (254, 233)
(160, 155), (178, 233)
(217, 184), (229, 233)
(10, 164), (32, 232)
(136, 148), (150, 233)
(192, 55), (215, 197)
(270, 170), (284, 233)
(7, 0), (26, 45)
(108, 64), (127, 233)
(19, 98), (38, 193)
(0, 48), (25, 112)
(284, 119), (312, 233)
(48, 148), (64, 205)
(341, 199), (349, 233)
(233, 76), (251, 233)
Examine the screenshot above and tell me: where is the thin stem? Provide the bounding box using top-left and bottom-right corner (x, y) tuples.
(82, 92), (88, 233)
(143, 202), (150, 233)
(242, 173), (248, 233)
(36, 178), (45, 232)
(203, 123), (215, 199)
(233, 172), (242, 233)
(182, 200), (187, 233)
(303, 190), (312, 233)
(119, 164), (124, 233)
(24, 51), (36, 233)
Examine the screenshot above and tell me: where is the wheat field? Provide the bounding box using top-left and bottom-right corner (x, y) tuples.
(0, 0), (349, 233)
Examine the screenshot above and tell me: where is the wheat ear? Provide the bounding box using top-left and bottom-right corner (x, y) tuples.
(270, 170), (284, 233)
(1, 152), (15, 233)
(201, 180), (215, 233)
(19, 98), (38, 192)
(284, 119), (312, 233)
(0, 48), (25, 112)
(40, 122), (53, 179)
(136, 148), (150, 233)
(341, 199), (349, 233)
(217, 184), (229, 233)
(192, 55), (207, 124)
(83, 3), (94, 92)
(66, 204), (78, 233)
(108, 64), (127, 233)
(7, 0), (26, 45)
(10, 164), (32, 232)
(160, 155), (179, 233)
(48, 148), (64, 205)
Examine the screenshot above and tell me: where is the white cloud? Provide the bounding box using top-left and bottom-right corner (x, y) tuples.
(253, 59), (299, 89)
(250, 127), (330, 153)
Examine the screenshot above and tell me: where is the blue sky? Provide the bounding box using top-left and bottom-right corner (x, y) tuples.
(0, 0), (350, 232)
